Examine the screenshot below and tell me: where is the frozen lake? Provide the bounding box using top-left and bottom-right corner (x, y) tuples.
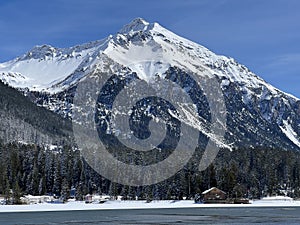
(1, 206), (300, 224)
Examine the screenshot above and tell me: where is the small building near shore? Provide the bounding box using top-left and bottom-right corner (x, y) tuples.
(202, 187), (227, 203)
(85, 194), (110, 204)
(85, 194), (93, 203)
(21, 195), (53, 204)
(0, 196), (5, 205)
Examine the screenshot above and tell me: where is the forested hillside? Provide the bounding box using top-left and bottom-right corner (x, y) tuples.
(1, 142), (300, 204)
(0, 81), (72, 145)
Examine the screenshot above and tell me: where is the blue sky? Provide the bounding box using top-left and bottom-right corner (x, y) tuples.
(0, 0), (299, 97)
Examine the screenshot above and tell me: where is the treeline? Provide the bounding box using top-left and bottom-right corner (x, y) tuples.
(1, 142), (300, 204)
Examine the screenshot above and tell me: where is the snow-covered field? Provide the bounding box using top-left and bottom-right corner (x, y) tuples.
(1, 199), (300, 213)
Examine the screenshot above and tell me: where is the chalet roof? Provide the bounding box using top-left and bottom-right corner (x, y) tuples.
(202, 187), (226, 195)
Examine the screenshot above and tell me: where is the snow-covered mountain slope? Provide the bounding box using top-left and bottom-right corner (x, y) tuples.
(0, 18), (299, 151)
(0, 18), (291, 96)
(0, 40), (105, 92)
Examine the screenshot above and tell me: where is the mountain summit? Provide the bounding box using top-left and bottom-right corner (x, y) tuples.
(0, 18), (299, 151)
(0, 18), (246, 92)
(119, 18), (151, 33)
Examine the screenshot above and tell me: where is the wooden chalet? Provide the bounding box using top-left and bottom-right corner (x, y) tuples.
(201, 187), (227, 203)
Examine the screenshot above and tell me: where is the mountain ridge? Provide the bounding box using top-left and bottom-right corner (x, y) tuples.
(0, 18), (299, 151)
(0, 18), (298, 100)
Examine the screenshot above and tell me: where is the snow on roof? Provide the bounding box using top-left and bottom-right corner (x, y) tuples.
(202, 187), (226, 195)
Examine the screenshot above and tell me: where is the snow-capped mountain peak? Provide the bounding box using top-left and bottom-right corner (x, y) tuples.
(0, 39), (105, 92)
(119, 17), (151, 34)
(0, 18), (278, 95)
(0, 18), (297, 100)
(0, 18), (299, 151)
(23, 44), (57, 60)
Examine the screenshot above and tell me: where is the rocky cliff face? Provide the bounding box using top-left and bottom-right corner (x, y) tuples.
(0, 18), (299, 151)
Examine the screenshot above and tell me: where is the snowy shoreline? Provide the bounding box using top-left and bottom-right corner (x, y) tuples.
(1, 200), (300, 213)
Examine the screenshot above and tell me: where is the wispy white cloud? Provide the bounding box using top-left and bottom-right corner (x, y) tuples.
(268, 53), (300, 67)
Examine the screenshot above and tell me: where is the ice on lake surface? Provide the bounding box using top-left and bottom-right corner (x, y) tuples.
(1, 200), (300, 224)
(1, 206), (300, 225)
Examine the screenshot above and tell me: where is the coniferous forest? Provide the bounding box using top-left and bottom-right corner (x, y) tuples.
(1, 141), (300, 204)
(1, 70), (300, 204)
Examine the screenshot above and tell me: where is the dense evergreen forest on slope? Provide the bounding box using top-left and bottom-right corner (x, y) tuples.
(0, 82), (299, 204)
(0, 81), (72, 145)
(1, 142), (300, 204)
